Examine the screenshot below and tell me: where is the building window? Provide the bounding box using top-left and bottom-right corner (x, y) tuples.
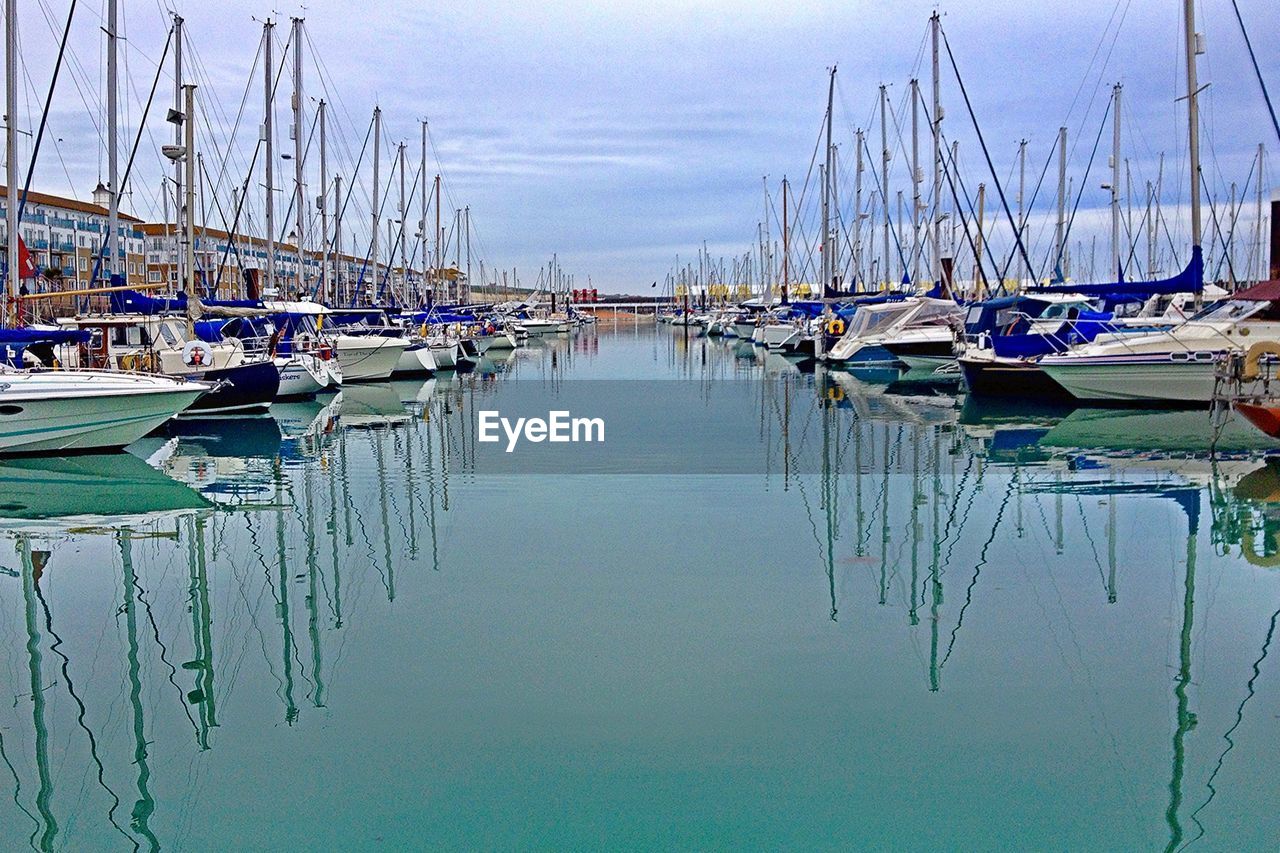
(79, 257), (87, 271)
(148, 270), (161, 283)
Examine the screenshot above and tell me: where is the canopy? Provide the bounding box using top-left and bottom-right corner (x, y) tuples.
(1027, 245), (1204, 297)
(0, 326), (90, 345)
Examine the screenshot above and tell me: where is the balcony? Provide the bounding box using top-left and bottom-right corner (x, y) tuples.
(29, 238), (49, 249)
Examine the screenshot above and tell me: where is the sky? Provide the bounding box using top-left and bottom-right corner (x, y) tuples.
(11, 0), (1279, 292)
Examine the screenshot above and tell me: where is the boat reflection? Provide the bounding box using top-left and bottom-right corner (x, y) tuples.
(0, 450), (209, 528)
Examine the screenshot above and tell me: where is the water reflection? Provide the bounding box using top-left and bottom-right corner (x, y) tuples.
(0, 327), (1278, 848)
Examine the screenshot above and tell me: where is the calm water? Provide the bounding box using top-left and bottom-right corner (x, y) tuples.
(2, 322), (1280, 850)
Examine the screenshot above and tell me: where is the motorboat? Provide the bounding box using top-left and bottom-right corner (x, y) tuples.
(1039, 279), (1279, 405)
(0, 365), (208, 454)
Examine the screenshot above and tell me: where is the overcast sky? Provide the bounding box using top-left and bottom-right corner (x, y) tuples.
(12, 0), (1278, 291)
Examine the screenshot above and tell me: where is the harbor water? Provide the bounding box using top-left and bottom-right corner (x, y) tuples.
(2, 322), (1280, 849)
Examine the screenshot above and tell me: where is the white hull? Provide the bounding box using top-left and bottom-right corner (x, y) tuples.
(0, 371), (207, 454)
(731, 321), (757, 339)
(274, 354), (327, 399)
(762, 324), (800, 350)
(1038, 357), (1227, 403)
(429, 341), (459, 368)
(393, 344), (438, 375)
(484, 332), (517, 350)
(336, 335), (409, 382)
(516, 319), (562, 336)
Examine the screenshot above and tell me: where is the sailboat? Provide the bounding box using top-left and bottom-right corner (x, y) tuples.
(1036, 0), (1229, 405)
(0, 6), (207, 452)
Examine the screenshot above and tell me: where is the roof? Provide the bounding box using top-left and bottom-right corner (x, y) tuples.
(136, 221), (373, 266)
(0, 185), (142, 222)
(1232, 280), (1280, 301)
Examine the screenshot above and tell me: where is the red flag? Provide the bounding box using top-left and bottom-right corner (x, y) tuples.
(16, 235), (36, 279)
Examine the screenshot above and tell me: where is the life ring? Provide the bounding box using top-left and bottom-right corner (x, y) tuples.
(827, 317), (845, 336)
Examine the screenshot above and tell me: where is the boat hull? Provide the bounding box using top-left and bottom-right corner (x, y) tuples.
(274, 354), (326, 399)
(336, 335), (409, 383)
(959, 356), (1072, 401)
(0, 372), (207, 454)
(393, 344), (437, 376)
(182, 359), (281, 416)
(1236, 402), (1280, 439)
(1038, 357), (1225, 404)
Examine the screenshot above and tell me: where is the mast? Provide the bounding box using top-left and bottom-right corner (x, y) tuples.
(333, 174), (342, 302)
(974, 183), (985, 297)
(465, 205), (471, 301)
(1255, 144), (1266, 284)
(880, 83), (890, 288)
(107, 0), (119, 280)
(1018, 139), (1028, 287)
(172, 15), (184, 290)
(263, 19), (276, 294)
(184, 85), (196, 293)
(292, 17), (305, 296)
(319, 100), (328, 302)
(433, 173), (441, 302)
(5, 0), (17, 316)
(371, 105), (381, 302)
(821, 67), (834, 301)
(1055, 126), (1068, 280)
(781, 176), (789, 304)
(1110, 83), (1122, 281)
(398, 141), (406, 302)
(910, 78), (921, 285)
(930, 12), (942, 286)
(420, 121), (428, 302)
(855, 129), (864, 291)
(1183, 0), (1203, 255)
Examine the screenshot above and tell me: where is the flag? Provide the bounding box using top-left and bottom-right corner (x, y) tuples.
(16, 235), (36, 279)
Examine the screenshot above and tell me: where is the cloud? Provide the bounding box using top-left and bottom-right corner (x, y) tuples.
(11, 0), (1276, 292)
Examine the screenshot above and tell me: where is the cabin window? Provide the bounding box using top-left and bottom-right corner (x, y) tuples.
(158, 324), (179, 347)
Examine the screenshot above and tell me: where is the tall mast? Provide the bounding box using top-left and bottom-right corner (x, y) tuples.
(263, 19), (276, 294)
(433, 173), (441, 302)
(292, 17), (305, 296)
(910, 78), (921, 284)
(184, 85), (197, 293)
(1018, 139), (1027, 287)
(781, 176), (789, 304)
(880, 84), (890, 289)
(1110, 83), (1122, 281)
(854, 129), (864, 291)
(420, 121), (428, 302)
(333, 174), (342, 302)
(464, 205), (471, 300)
(1255, 144), (1266, 284)
(398, 142), (407, 303)
(1183, 0), (1203, 299)
(930, 12), (942, 286)
(107, 0), (119, 280)
(1055, 126), (1067, 280)
(371, 106), (382, 302)
(821, 67), (834, 299)
(319, 100), (328, 303)
(172, 15), (184, 289)
(5, 0), (17, 315)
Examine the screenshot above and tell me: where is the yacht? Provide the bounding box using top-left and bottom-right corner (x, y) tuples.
(0, 366), (208, 454)
(1038, 281), (1279, 404)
